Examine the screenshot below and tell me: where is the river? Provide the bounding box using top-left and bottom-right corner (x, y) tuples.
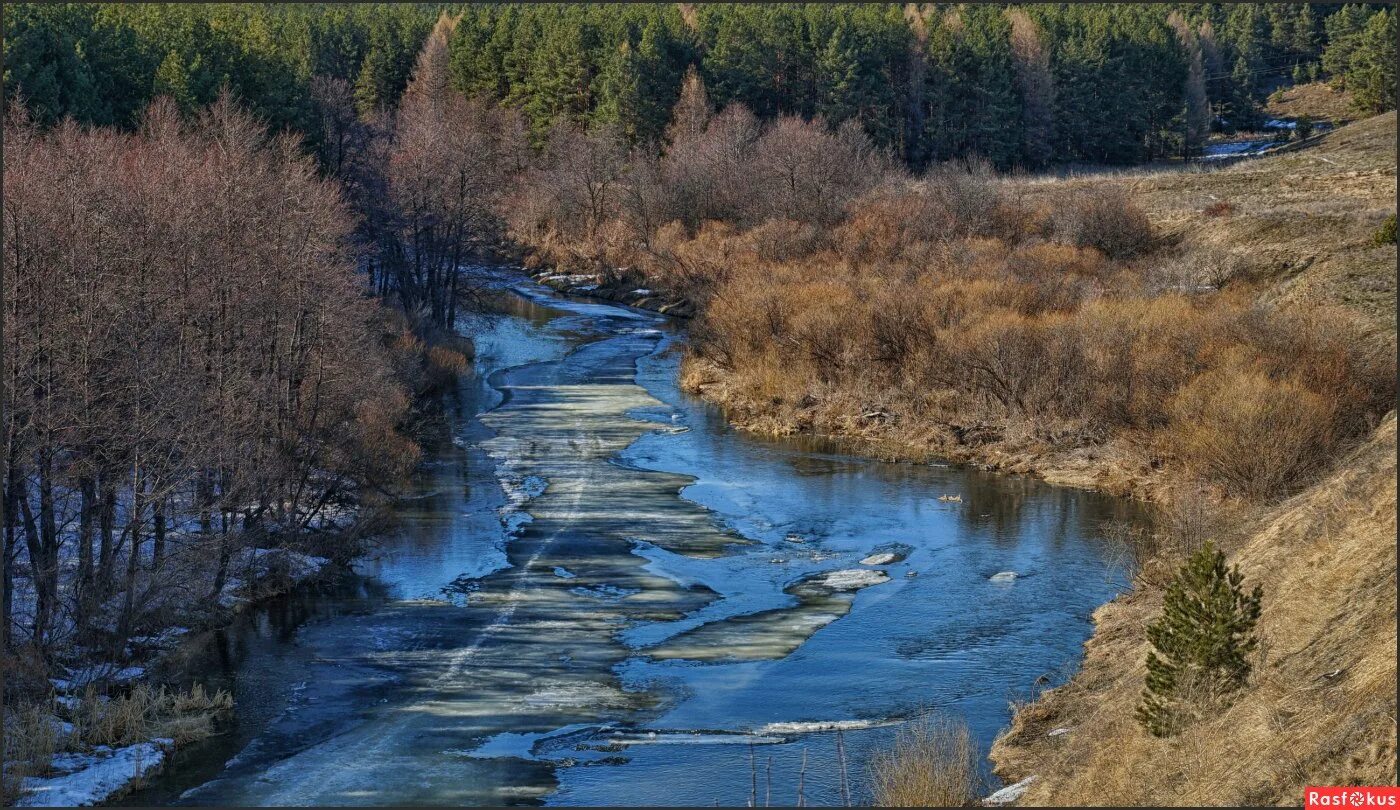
(126, 273), (1142, 806)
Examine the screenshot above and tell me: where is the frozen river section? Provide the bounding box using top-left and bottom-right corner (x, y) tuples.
(130, 276), (1142, 807)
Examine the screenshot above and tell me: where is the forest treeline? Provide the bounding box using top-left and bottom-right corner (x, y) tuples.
(4, 3), (1397, 170)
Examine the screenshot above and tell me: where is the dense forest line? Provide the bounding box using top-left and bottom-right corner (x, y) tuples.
(3, 3), (1397, 170)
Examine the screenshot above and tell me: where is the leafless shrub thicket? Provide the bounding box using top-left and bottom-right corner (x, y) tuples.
(2, 95), (419, 658)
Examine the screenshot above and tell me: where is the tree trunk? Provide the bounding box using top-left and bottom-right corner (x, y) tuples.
(118, 478), (145, 640)
(98, 479), (116, 595)
(2, 463), (20, 651)
(76, 475), (96, 630)
(152, 494), (166, 570)
(37, 451), (59, 641)
(18, 476), (49, 647)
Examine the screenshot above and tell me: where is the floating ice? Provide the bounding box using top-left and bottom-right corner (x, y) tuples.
(603, 730), (785, 747)
(859, 552), (899, 566)
(807, 569), (890, 591)
(569, 584), (640, 601)
(758, 718), (896, 735)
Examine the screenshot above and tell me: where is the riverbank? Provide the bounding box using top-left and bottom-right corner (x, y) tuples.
(4, 544), (353, 806)
(3, 342), (475, 807)
(522, 266), (1166, 504)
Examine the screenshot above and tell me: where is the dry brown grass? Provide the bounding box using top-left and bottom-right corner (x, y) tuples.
(990, 413), (1398, 805)
(1025, 112), (1395, 333)
(2, 704), (66, 804)
(74, 682), (233, 748)
(870, 714), (984, 807)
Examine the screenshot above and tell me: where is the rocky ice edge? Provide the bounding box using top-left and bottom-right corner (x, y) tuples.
(216, 548), (331, 608)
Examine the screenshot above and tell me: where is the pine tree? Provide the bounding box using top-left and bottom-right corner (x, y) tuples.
(1137, 542), (1263, 738)
(632, 17), (682, 146)
(816, 19), (861, 126)
(153, 49), (195, 112)
(593, 38), (644, 141)
(1322, 5), (1374, 86)
(1346, 9), (1396, 114)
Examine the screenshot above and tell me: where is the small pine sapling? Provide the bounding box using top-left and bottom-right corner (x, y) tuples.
(1137, 541), (1263, 737)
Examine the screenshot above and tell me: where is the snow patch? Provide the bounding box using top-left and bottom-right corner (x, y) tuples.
(51, 666), (145, 694)
(17, 741), (168, 807)
(984, 775), (1037, 806)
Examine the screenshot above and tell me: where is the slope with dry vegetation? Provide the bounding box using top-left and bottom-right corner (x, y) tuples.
(981, 112), (1397, 806)
(990, 412), (1397, 805)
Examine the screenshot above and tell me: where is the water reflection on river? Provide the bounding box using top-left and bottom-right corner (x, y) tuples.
(127, 275), (1143, 807)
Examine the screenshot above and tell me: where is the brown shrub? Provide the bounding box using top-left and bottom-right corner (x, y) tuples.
(1051, 186), (1155, 259)
(941, 310), (1086, 417)
(1010, 242), (1113, 283)
(736, 218), (829, 263)
(1203, 200), (1235, 217)
(869, 714), (983, 807)
(1163, 367), (1342, 499)
(1077, 296), (1225, 430)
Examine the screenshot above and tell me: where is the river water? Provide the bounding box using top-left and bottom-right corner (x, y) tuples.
(128, 275), (1141, 806)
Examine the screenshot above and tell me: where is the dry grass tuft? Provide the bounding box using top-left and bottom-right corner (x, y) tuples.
(2, 681), (234, 803)
(870, 714), (983, 807)
(74, 682), (234, 747)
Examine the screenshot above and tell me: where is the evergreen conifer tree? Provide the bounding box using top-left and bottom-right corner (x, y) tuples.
(1138, 542), (1263, 737)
